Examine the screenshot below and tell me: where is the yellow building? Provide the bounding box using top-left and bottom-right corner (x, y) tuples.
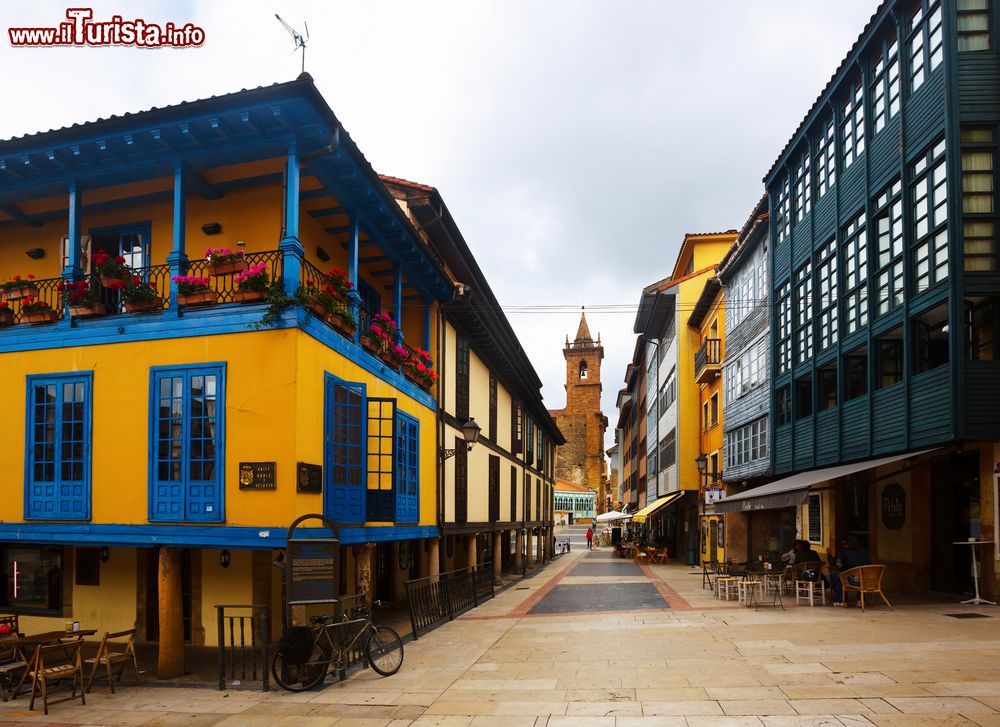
(632, 232), (735, 563)
(0, 76), (558, 675)
(688, 276), (726, 563)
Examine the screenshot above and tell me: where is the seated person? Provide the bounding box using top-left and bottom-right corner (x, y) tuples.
(826, 536), (872, 604)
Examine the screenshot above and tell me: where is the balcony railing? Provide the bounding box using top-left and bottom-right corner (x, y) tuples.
(186, 250), (283, 304)
(694, 338), (722, 383)
(0, 276), (65, 324)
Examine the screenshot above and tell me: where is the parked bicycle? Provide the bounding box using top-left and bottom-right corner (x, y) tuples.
(271, 595), (404, 691)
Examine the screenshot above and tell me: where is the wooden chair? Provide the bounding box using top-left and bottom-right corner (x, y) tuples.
(792, 561), (825, 607)
(85, 628), (140, 694)
(702, 560), (719, 590)
(0, 636), (27, 702)
(651, 547), (670, 565)
(29, 641), (85, 715)
(841, 564), (893, 611)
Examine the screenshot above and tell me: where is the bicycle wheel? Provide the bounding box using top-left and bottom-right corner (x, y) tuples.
(271, 628), (330, 691)
(365, 626), (403, 676)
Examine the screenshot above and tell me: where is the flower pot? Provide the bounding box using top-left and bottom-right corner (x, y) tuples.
(124, 296), (163, 313)
(100, 276), (124, 288)
(329, 287), (349, 305)
(361, 336), (382, 357)
(381, 351), (405, 369)
(305, 297), (329, 320)
(0, 309), (14, 325)
(177, 289), (218, 307)
(207, 259), (247, 276)
(329, 314), (356, 339)
(403, 368), (432, 390)
(69, 302), (108, 319)
(233, 289), (266, 304)
(2, 284), (38, 301)
(22, 309), (59, 324)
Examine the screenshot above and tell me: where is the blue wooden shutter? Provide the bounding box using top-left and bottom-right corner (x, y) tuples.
(395, 412), (419, 523)
(151, 372), (185, 520)
(325, 376), (366, 524)
(26, 375), (91, 521)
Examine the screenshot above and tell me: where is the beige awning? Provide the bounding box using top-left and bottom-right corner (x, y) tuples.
(631, 491), (685, 523)
(715, 449), (938, 514)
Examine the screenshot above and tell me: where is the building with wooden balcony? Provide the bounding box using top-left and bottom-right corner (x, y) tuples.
(382, 177), (562, 583)
(718, 0), (1000, 599)
(629, 230), (736, 564)
(715, 197), (774, 564)
(0, 75), (558, 672)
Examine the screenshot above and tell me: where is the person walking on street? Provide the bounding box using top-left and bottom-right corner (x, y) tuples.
(586, 526), (594, 550)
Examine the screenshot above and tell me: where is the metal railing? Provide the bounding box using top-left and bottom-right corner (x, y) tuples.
(215, 604), (270, 691)
(185, 250), (283, 304)
(694, 338), (722, 374)
(404, 564), (495, 639)
(0, 276), (64, 324)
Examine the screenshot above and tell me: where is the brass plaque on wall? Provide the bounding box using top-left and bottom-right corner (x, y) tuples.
(239, 462), (277, 490)
(297, 462), (322, 493)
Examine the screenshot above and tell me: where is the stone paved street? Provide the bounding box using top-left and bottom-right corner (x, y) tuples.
(4, 547), (1000, 726)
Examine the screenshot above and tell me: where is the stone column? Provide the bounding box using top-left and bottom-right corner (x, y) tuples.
(355, 543), (375, 601)
(467, 534), (478, 572)
(492, 532), (503, 585)
(515, 529), (524, 571)
(537, 528), (545, 564)
(157, 547), (184, 679)
(526, 529), (534, 567)
(428, 538), (440, 582)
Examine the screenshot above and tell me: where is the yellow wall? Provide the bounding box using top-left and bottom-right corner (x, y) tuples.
(0, 327), (437, 528)
(200, 549), (253, 647)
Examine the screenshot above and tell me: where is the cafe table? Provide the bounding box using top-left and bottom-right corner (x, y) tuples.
(952, 540), (996, 606)
(10, 629), (97, 697)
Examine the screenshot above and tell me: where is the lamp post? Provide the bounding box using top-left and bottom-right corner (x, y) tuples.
(695, 453), (707, 567)
(440, 418), (481, 460)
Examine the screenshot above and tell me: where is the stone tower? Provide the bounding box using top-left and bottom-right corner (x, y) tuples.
(549, 313), (609, 500)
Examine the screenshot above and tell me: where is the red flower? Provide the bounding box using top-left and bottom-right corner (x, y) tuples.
(12, 275), (20, 282)
(131, 275), (141, 284)
(115, 255), (126, 265)
(56, 282), (65, 291)
(107, 279), (125, 291)
(27, 274), (35, 280)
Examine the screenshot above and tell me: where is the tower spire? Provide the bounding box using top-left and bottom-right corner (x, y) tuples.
(574, 307), (593, 344)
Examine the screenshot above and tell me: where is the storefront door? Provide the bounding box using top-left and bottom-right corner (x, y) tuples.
(931, 453), (980, 594)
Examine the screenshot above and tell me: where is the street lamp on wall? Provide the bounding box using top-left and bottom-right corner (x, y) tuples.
(695, 453), (708, 483)
(440, 418), (481, 460)
(695, 453), (708, 565)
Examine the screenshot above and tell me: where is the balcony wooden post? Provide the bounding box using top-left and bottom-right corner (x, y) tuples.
(423, 298), (432, 352)
(392, 262), (402, 340)
(278, 144), (303, 298)
(63, 181), (83, 281)
(347, 215), (361, 341)
(166, 162), (188, 312)
(157, 547), (185, 679)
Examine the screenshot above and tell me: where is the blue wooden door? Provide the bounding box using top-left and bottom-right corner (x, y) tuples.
(26, 375), (91, 520)
(151, 367), (224, 522)
(325, 376), (366, 524)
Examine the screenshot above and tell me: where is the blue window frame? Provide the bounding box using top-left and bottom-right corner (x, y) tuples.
(25, 372), (93, 520)
(396, 412), (419, 523)
(324, 373), (366, 524)
(149, 364), (225, 523)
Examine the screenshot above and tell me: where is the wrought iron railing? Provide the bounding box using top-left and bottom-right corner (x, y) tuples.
(0, 276), (64, 324)
(694, 338), (722, 375)
(404, 564), (495, 639)
(185, 250), (283, 304)
(88, 264), (171, 313)
(215, 604), (270, 691)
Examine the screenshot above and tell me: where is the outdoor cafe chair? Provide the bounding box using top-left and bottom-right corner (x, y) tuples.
(841, 564), (893, 611)
(702, 560), (720, 590)
(29, 640), (85, 715)
(650, 547), (670, 565)
(85, 627), (140, 694)
(0, 636), (27, 702)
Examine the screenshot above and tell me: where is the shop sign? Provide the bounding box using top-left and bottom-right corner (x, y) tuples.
(296, 462), (322, 493)
(881, 483), (906, 530)
(704, 487), (724, 504)
(289, 540), (338, 603)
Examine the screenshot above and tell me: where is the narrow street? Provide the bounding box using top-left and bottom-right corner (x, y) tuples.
(9, 548), (1000, 726)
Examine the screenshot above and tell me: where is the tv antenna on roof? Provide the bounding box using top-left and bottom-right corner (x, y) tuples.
(275, 14), (309, 74)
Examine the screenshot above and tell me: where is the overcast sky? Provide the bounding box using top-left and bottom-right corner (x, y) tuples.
(2, 1), (878, 453)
